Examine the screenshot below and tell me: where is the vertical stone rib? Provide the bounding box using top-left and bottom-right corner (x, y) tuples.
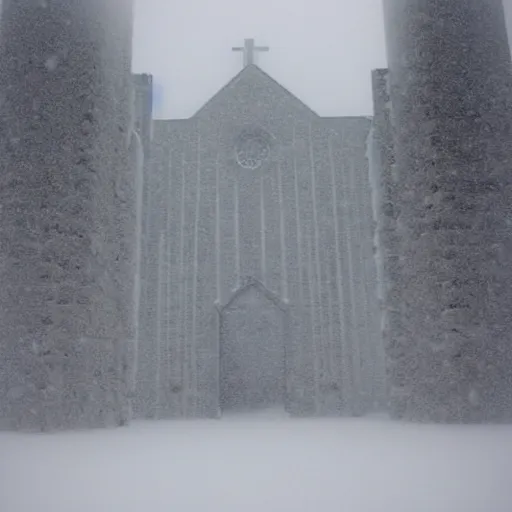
(277, 156), (288, 302)
(366, 111), (390, 411)
(370, 68), (397, 413)
(383, 0), (512, 422)
(130, 129), (144, 393)
(308, 123), (325, 378)
(191, 131), (201, 415)
(305, 230), (320, 408)
(215, 153), (221, 304)
(351, 157), (371, 408)
(260, 175), (267, 285)
(177, 152), (187, 416)
(163, 146), (173, 414)
(292, 125), (304, 306)
(234, 174), (241, 290)
(346, 156), (362, 410)
(308, 123), (326, 394)
(155, 233), (165, 413)
(328, 133), (352, 409)
(132, 75), (153, 407)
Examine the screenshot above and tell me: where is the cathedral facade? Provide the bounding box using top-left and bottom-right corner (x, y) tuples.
(133, 61), (386, 419)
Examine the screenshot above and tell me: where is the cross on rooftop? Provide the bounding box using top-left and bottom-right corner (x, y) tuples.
(232, 38), (269, 68)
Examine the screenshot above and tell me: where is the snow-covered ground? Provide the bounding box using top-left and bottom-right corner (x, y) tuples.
(1, 410), (512, 512)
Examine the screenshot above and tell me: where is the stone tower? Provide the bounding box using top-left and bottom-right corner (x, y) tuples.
(381, 0), (512, 422)
(0, 0), (135, 430)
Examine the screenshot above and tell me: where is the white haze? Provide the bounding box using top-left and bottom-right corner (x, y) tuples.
(2, 415), (512, 512)
(2, 1), (512, 510)
(132, 0), (387, 119)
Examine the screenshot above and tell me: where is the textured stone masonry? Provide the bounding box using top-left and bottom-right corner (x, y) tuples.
(382, 0), (512, 422)
(0, 0), (135, 430)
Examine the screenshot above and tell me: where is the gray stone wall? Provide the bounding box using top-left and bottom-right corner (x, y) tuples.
(134, 118), (173, 418)
(326, 117), (387, 412)
(0, 0), (135, 430)
(137, 66), (382, 418)
(382, 0), (512, 422)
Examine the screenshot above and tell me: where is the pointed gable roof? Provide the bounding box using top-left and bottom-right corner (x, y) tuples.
(192, 64), (320, 120)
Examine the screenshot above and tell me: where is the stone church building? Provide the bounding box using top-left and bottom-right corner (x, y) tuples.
(133, 40), (386, 419)
(3, 2), (511, 432)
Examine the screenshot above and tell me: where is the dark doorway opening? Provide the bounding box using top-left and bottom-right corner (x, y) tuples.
(219, 282), (286, 413)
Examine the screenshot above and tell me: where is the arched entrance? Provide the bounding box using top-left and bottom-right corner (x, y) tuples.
(219, 280), (288, 413)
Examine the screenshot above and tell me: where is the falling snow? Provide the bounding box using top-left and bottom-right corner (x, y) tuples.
(0, 0), (512, 510)
(44, 55), (59, 71)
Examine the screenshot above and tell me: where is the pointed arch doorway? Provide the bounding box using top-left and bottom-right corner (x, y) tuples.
(218, 279), (290, 414)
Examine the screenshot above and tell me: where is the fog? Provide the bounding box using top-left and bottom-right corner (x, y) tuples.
(132, 0), (387, 119)
(3, 1), (512, 510)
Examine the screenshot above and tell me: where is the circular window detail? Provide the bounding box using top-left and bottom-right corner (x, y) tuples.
(235, 129), (271, 170)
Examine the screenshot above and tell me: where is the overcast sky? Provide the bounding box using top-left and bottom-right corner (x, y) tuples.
(132, 0), (387, 119)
